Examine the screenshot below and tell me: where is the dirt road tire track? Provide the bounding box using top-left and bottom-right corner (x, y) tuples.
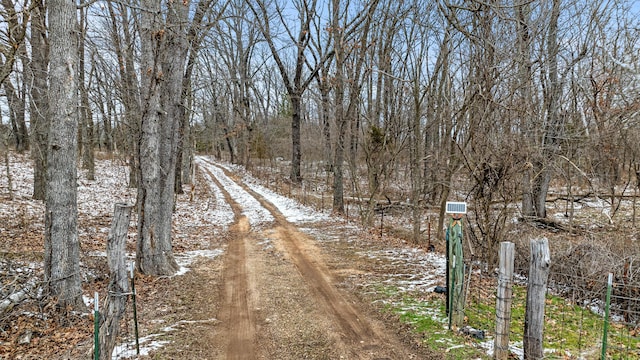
(201, 165), (256, 359)
(199, 158), (421, 359)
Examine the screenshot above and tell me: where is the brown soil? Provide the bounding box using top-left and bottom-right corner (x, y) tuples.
(192, 160), (436, 359)
(1, 156), (440, 359)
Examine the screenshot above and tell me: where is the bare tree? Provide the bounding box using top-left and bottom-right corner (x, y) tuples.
(135, 0), (196, 275)
(0, 0), (29, 152)
(44, 0), (82, 310)
(29, 0), (49, 201)
(330, 0), (378, 215)
(105, 0), (142, 188)
(175, 0), (220, 192)
(209, 0), (259, 168)
(78, 5), (95, 180)
(246, 0), (329, 183)
(522, 0), (588, 219)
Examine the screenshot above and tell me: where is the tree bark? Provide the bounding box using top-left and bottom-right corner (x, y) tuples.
(524, 0), (562, 219)
(29, 0), (49, 201)
(79, 7), (95, 180)
(331, 0), (346, 214)
(290, 94), (302, 182)
(165, 1), (189, 195)
(317, 69), (333, 172)
(106, 1), (141, 188)
(44, 0), (83, 310)
(136, 0), (179, 276)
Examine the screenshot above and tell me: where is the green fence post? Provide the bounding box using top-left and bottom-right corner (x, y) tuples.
(446, 214), (465, 329)
(131, 262), (140, 355)
(601, 273), (613, 360)
(93, 292), (99, 360)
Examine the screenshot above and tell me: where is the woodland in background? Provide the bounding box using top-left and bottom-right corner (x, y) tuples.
(0, 0), (639, 310)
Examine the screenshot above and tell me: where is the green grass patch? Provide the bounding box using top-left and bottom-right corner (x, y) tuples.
(372, 286), (490, 359)
(465, 284), (640, 359)
(371, 283), (640, 359)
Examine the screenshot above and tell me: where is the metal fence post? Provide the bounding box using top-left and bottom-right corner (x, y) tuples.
(94, 292), (99, 360)
(601, 273), (613, 360)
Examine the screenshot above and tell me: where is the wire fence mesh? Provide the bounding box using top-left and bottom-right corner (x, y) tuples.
(463, 263), (640, 359)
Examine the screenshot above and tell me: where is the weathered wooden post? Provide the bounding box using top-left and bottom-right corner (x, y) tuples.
(495, 242), (515, 359)
(99, 203), (133, 360)
(524, 237), (550, 360)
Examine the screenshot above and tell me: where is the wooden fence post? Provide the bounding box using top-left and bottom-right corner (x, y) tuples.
(524, 237), (550, 360)
(495, 242), (515, 359)
(99, 203), (133, 360)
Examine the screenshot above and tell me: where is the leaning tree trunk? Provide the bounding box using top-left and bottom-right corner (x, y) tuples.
(44, 0), (83, 310)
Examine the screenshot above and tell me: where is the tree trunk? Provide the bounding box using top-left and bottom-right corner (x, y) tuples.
(525, 0), (562, 219)
(29, 0), (49, 201)
(3, 133), (13, 199)
(45, 0), (83, 310)
(333, 119), (347, 214)
(79, 8), (95, 180)
(318, 73), (333, 172)
(4, 80), (29, 152)
(290, 94), (303, 182)
(411, 114), (422, 243)
(516, 2), (536, 218)
(175, 118), (186, 194)
(106, 1), (141, 188)
(178, 0), (214, 187)
(331, 0), (346, 214)
(168, 2), (189, 195)
(136, 0), (179, 276)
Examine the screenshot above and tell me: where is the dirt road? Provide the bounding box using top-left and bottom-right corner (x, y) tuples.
(195, 158), (431, 359)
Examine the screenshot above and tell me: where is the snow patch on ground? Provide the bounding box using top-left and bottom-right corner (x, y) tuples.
(196, 157), (274, 227)
(201, 156), (331, 224)
(172, 168), (235, 249)
(358, 248), (447, 293)
(242, 175), (330, 224)
(112, 318), (217, 359)
(174, 249), (225, 276)
(77, 160), (136, 220)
